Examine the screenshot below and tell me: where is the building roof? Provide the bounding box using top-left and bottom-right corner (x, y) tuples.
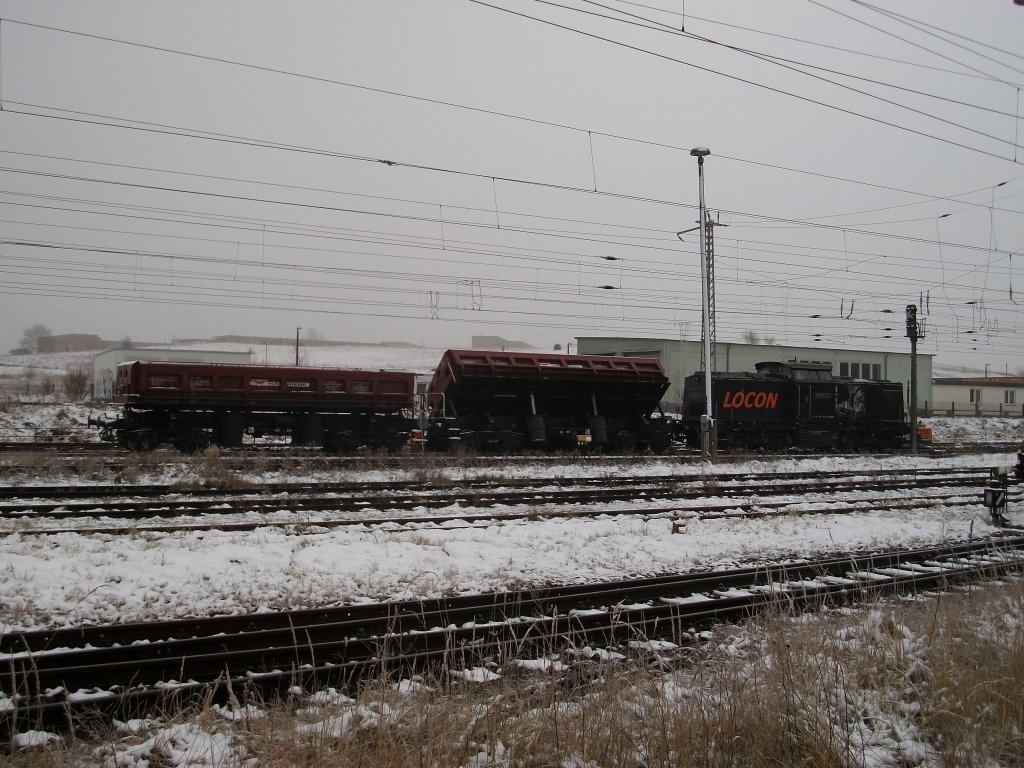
(575, 336), (933, 358)
(933, 377), (1024, 387)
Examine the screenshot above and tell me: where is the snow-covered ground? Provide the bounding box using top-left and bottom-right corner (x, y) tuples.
(1, 346), (1021, 765)
(0, 451), (1019, 632)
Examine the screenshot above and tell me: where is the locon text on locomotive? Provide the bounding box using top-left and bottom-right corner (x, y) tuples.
(720, 390), (780, 410)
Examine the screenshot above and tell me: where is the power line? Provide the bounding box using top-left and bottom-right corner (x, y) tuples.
(1, 158), (1020, 264)
(850, 0), (1024, 70)
(466, 0), (1022, 163)
(9, 137), (1024, 225)
(2, 15), (1020, 210)
(562, 0), (1021, 120)
(806, 0), (1022, 87)
(608, 0), (1006, 82)
(4, 8), (1021, 175)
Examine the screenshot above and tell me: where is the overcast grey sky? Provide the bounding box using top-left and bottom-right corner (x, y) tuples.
(0, 0), (1022, 372)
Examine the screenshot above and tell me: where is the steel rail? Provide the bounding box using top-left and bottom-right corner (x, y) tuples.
(3, 536), (1022, 739)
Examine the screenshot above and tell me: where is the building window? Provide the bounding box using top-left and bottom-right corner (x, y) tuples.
(970, 388), (982, 404)
(839, 362), (849, 377)
(850, 363), (860, 378)
(872, 364), (881, 380)
(1005, 390), (1016, 405)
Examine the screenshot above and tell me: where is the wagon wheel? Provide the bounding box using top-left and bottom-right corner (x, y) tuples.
(615, 431), (637, 453)
(648, 431), (671, 454)
(124, 433), (154, 452)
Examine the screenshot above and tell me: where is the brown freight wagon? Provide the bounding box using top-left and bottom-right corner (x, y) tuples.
(96, 361), (416, 451)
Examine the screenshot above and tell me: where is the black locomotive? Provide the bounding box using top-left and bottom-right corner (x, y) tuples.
(681, 361), (908, 450)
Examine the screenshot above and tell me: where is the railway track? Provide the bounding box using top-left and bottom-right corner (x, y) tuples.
(0, 438), (1018, 468)
(0, 467), (997, 534)
(0, 464), (994, 501)
(0, 492), (994, 536)
(4, 535), (1022, 740)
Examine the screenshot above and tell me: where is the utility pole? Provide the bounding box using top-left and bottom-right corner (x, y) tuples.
(692, 147), (717, 462)
(295, 326), (302, 366)
(905, 305), (925, 453)
(678, 147), (719, 461)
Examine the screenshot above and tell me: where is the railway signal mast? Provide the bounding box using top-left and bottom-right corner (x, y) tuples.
(906, 304), (926, 453)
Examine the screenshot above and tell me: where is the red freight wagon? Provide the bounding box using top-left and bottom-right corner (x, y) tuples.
(97, 361), (416, 452)
(425, 349), (672, 452)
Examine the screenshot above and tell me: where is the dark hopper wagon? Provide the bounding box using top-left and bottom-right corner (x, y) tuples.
(425, 349), (672, 452)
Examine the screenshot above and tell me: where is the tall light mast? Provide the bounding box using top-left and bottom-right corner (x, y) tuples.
(691, 147), (716, 461)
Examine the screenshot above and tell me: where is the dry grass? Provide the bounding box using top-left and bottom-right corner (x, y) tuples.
(6, 578), (1022, 766)
(168, 447), (254, 491)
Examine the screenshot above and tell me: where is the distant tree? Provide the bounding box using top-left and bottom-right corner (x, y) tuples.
(742, 330), (760, 344)
(763, 336), (777, 346)
(120, 335), (135, 349)
(64, 368), (90, 401)
(305, 327), (324, 342)
(553, 343), (562, 351)
(20, 365), (35, 396)
(19, 324), (52, 354)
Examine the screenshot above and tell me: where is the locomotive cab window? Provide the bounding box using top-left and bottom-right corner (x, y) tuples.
(793, 370), (831, 381)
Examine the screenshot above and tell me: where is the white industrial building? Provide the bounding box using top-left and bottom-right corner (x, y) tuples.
(575, 337), (933, 415)
(931, 376), (1024, 417)
(93, 348), (252, 401)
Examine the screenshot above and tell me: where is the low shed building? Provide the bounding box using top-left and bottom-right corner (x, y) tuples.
(931, 376), (1024, 417)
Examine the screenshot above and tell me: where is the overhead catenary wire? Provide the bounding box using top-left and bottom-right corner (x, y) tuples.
(2, 9), (1022, 169)
(1, 144), (1020, 261)
(849, 0), (1024, 73)
(604, 0), (1010, 82)
(806, 0), (1024, 87)
(466, 0), (1023, 163)
(0, 12), (1020, 359)
(557, 0), (1023, 121)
